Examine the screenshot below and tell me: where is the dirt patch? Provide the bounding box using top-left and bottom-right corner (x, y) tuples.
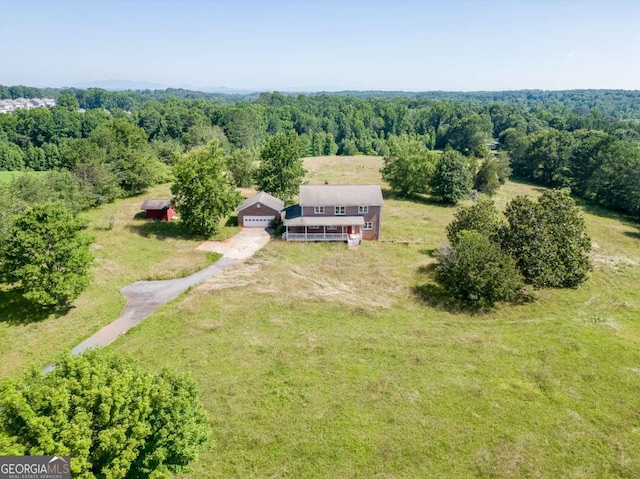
(591, 253), (639, 269)
(196, 263), (262, 293)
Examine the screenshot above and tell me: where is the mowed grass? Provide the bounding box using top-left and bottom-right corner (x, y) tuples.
(105, 157), (640, 478)
(0, 183), (238, 377)
(0, 170), (48, 182)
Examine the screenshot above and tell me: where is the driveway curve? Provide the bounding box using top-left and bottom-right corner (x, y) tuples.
(69, 229), (270, 356)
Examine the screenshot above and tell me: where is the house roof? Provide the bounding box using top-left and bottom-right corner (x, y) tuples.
(141, 199), (172, 210)
(299, 184), (383, 207)
(236, 191), (284, 213)
(284, 216), (365, 227)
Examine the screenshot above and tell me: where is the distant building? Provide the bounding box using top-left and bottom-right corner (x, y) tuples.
(0, 97), (56, 114)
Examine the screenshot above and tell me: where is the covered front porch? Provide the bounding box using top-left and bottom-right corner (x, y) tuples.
(283, 216), (364, 244)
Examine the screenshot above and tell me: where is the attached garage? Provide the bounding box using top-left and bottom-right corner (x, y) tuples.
(242, 216), (275, 227)
(236, 191), (284, 228)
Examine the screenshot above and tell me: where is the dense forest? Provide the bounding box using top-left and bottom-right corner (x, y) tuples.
(1, 85), (640, 219)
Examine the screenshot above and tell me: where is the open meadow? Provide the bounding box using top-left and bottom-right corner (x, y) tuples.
(0, 171), (48, 182)
(2, 156), (640, 477)
(114, 157), (639, 478)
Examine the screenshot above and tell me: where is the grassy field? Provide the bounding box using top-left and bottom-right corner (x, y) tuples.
(0, 183), (238, 377)
(104, 157), (640, 478)
(0, 170), (48, 182)
(2, 157), (640, 477)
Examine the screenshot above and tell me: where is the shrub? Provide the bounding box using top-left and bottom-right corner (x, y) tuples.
(435, 230), (524, 308)
(446, 198), (502, 244)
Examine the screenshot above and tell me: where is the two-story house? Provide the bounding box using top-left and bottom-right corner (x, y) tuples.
(283, 184), (383, 244)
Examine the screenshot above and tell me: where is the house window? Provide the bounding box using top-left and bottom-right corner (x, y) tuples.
(358, 205), (368, 214)
(309, 225), (320, 230)
(327, 225), (337, 230)
(364, 222), (373, 230)
(314, 206), (324, 214)
(335, 206), (346, 215)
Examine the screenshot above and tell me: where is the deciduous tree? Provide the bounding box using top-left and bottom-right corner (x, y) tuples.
(446, 198), (502, 244)
(380, 135), (438, 197)
(2, 203), (94, 306)
(501, 190), (591, 288)
(90, 119), (162, 196)
(171, 141), (241, 237)
(226, 148), (256, 187)
(0, 351), (210, 478)
(473, 159), (501, 195)
(254, 132), (305, 203)
(429, 148), (473, 204)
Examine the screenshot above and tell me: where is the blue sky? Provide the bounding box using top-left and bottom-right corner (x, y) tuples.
(1, 0), (639, 91)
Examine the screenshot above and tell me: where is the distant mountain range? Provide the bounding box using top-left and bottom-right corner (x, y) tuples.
(72, 79), (257, 94)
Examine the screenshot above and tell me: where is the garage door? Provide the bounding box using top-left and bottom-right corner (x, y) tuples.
(242, 215), (275, 227)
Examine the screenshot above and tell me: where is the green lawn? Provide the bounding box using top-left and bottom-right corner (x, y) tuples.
(108, 157), (639, 478)
(2, 158), (640, 477)
(0, 170), (48, 182)
(0, 183), (238, 377)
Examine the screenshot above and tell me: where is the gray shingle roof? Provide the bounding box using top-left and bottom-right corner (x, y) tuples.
(299, 185), (383, 207)
(236, 191), (284, 213)
(141, 199), (172, 210)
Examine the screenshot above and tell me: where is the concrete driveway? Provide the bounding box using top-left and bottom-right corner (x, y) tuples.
(196, 228), (271, 260)
(52, 228), (270, 365)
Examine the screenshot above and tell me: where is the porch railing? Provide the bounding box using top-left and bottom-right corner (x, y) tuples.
(285, 232), (352, 241)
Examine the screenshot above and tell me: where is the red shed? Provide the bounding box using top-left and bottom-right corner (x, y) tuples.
(140, 199), (176, 221)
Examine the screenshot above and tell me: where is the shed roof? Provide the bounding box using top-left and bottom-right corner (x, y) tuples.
(236, 191), (284, 213)
(300, 184), (383, 207)
(141, 199), (172, 210)
(284, 216), (365, 227)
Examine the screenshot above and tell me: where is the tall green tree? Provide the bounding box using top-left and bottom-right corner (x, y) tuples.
(429, 148), (473, 204)
(473, 159), (501, 195)
(90, 119), (162, 196)
(583, 138), (640, 214)
(226, 148), (256, 187)
(254, 132), (306, 202)
(380, 135), (438, 197)
(445, 113), (493, 156)
(0, 141), (25, 170)
(514, 129), (575, 185)
(223, 104), (266, 149)
(0, 351), (210, 478)
(57, 93), (80, 111)
(501, 190), (591, 288)
(2, 203), (94, 306)
(171, 141), (242, 237)
(446, 198), (502, 244)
